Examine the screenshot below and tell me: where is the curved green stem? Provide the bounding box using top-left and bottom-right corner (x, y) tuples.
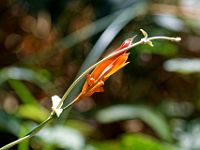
(0, 114), (54, 150)
(0, 34), (181, 150)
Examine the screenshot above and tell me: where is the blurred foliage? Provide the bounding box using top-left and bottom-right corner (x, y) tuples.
(1, 0), (200, 150)
(95, 105), (171, 141)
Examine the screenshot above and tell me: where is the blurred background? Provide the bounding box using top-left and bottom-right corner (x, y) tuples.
(0, 0), (200, 149)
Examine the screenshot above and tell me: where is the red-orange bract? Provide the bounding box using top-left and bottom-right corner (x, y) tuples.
(81, 38), (133, 97)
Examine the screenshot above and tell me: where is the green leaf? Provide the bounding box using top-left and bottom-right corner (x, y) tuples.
(135, 41), (177, 57)
(63, 2), (148, 107)
(0, 109), (20, 135)
(90, 140), (120, 150)
(66, 119), (95, 136)
(17, 105), (49, 122)
(17, 125), (30, 150)
(8, 79), (38, 105)
(164, 58), (200, 74)
(121, 134), (178, 150)
(0, 67), (53, 92)
(95, 105), (171, 141)
(37, 125), (85, 150)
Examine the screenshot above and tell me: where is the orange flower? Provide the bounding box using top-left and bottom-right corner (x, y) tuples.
(81, 38), (133, 97)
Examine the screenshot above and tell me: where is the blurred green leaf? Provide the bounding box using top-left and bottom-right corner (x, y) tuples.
(164, 58), (200, 74)
(66, 119), (95, 136)
(90, 140), (120, 150)
(17, 125), (30, 150)
(8, 79), (38, 105)
(174, 120), (200, 150)
(77, 2), (147, 74)
(89, 134), (178, 150)
(136, 41), (178, 57)
(121, 134), (178, 150)
(37, 125), (85, 150)
(17, 104), (49, 122)
(64, 2), (148, 106)
(160, 100), (193, 117)
(0, 67), (53, 92)
(0, 109), (20, 135)
(95, 105), (171, 141)
(154, 14), (184, 31)
(42, 144), (55, 150)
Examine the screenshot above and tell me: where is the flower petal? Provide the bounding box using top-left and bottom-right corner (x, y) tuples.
(116, 38), (133, 51)
(90, 38), (133, 80)
(81, 38), (133, 97)
(104, 53), (129, 79)
(85, 80), (104, 96)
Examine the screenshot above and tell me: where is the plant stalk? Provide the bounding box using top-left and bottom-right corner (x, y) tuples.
(0, 115), (54, 150)
(0, 35), (181, 150)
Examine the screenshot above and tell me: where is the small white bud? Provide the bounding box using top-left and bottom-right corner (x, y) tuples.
(51, 95), (63, 117)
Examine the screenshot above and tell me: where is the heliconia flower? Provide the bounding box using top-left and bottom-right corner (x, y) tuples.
(80, 38), (133, 97)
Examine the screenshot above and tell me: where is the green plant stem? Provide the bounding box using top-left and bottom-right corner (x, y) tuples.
(0, 115), (54, 150)
(0, 35), (181, 150)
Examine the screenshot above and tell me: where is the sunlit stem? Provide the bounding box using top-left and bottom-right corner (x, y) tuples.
(0, 35), (181, 150)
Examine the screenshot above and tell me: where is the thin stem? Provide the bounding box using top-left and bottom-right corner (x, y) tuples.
(63, 93), (83, 110)
(148, 36), (181, 42)
(0, 114), (54, 150)
(0, 35), (181, 150)
(0, 135), (31, 150)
